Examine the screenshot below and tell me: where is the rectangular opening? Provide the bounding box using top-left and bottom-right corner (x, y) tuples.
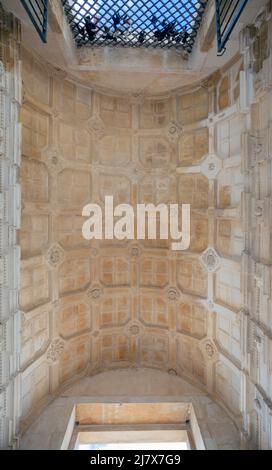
(62, 402), (205, 450)
(75, 430), (190, 450)
(62, 0), (208, 51)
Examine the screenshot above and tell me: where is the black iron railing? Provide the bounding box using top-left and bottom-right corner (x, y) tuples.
(215, 0), (249, 54)
(20, 0), (49, 43)
(62, 0), (208, 52)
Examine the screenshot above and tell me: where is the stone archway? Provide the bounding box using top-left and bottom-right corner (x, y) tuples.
(20, 368), (240, 450)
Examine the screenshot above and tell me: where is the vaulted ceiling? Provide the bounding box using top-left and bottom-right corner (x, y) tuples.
(1, 0), (272, 451)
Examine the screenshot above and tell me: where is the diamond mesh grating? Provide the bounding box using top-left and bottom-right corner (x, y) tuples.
(62, 0), (208, 51)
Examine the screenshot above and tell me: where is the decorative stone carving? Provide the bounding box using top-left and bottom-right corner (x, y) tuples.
(50, 154), (59, 166)
(167, 287), (180, 301)
(205, 342), (215, 358)
(201, 247), (221, 273)
(200, 154), (222, 179)
(127, 322), (141, 336)
(0, 61), (5, 90)
(90, 248), (99, 258)
(88, 115), (105, 139)
(129, 324), (140, 336)
(52, 109), (61, 120)
(202, 339), (218, 361)
(245, 131), (269, 168)
(254, 268), (264, 289)
(165, 121), (182, 142)
(254, 398), (262, 411)
(0, 9), (21, 449)
(46, 244), (64, 268)
(253, 333), (263, 352)
(13, 0), (272, 451)
(255, 204), (263, 218)
(0, 127), (4, 156)
(254, 5), (271, 29)
(43, 148), (63, 173)
(46, 338), (65, 363)
(87, 285), (103, 301)
(130, 244), (141, 257)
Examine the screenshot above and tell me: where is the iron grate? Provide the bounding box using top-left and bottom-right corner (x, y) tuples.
(215, 0), (249, 54)
(20, 0), (49, 43)
(61, 0), (208, 52)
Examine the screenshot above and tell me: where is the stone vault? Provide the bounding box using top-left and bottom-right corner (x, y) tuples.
(0, 0), (272, 450)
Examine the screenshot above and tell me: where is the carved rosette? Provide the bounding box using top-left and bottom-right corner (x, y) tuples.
(201, 247), (221, 273)
(200, 154), (222, 180)
(130, 244), (142, 257)
(43, 148), (64, 173)
(201, 339), (218, 361)
(46, 244), (65, 268)
(167, 287), (180, 301)
(46, 338), (65, 363)
(87, 285), (103, 302)
(129, 325), (140, 336)
(126, 321), (142, 337)
(165, 121), (182, 142)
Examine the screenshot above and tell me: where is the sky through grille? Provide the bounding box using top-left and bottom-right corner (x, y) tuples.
(62, 0), (208, 51)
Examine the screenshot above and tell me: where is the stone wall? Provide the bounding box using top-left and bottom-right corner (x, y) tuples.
(20, 369), (241, 450)
(239, 3), (272, 450)
(11, 0), (272, 450)
(0, 5), (21, 449)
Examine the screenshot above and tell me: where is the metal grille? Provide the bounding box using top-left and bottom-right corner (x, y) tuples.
(20, 0), (49, 43)
(62, 0), (208, 51)
(215, 0), (249, 54)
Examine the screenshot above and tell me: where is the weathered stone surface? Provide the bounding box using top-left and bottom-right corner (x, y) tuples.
(12, 1), (272, 451)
